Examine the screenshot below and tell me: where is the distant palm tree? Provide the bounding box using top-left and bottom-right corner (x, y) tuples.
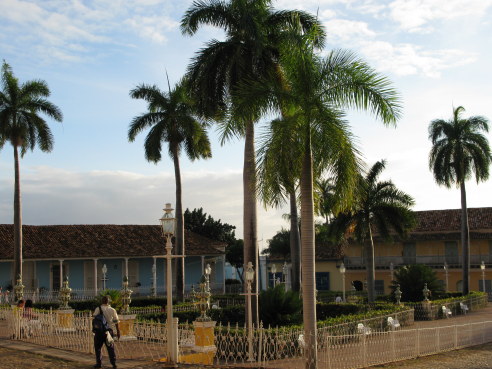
(128, 77), (211, 302)
(428, 106), (491, 295)
(330, 160), (415, 302)
(315, 177), (337, 225)
(0, 61), (63, 281)
(181, 0), (324, 324)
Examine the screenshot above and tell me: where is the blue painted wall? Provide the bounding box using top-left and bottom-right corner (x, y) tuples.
(66, 260), (84, 289)
(0, 262), (11, 289)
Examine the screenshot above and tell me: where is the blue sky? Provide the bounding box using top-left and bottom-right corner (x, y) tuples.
(1, 0), (492, 245)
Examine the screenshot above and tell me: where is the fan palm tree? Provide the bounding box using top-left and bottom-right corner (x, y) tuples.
(236, 34), (401, 367)
(128, 77), (212, 302)
(330, 160), (415, 303)
(428, 106), (491, 295)
(0, 61), (63, 282)
(181, 0), (324, 324)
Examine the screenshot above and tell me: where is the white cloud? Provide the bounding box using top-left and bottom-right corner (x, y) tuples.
(389, 0), (492, 33)
(324, 19), (376, 41)
(124, 15), (179, 44)
(0, 167), (286, 245)
(360, 41), (477, 77)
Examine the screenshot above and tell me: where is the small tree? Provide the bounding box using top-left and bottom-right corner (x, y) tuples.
(390, 265), (444, 302)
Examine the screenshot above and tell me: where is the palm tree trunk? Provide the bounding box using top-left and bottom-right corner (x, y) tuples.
(366, 224), (376, 303)
(460, 181), (470, 295)
(172, 144), (185, 302)
(13, 144), (22, 283)
(300, 133), (317, 369)
(243, 119), (259, 325)
(289, 190), (301, 292)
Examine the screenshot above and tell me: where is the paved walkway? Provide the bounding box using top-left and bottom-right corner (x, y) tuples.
(0, 304), (490, 368)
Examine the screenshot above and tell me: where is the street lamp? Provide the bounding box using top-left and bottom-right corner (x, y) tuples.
(159, 203), (178, 364)
(271, 264), (277, 287)
(102, 264), (108, 290)
(245, 261), (255, 362)
(205, 263), (212, 291)
(389, 262), (394, 281)
(444, 262), (449, 292)
(481, 261), (486, 293)
(339, 262), (346, 302)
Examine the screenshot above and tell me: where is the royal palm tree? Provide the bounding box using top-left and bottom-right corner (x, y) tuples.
(429, 106), (491, 295)
(181, 0), (324, 324)
(237, 34), (401, 367)
(330, 160), (415, 303)
(128, 77), (212, 302)
(0, 61), (63, 282)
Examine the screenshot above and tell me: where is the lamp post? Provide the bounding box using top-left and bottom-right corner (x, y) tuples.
(205, 263), (212, 291)
(444, 262), (449, 292)
(481, 261), (486, 293)
(160, 203), (179, 364)
(271, 264), (277, 287)
(389, 262), (394, 281)
(339, 262), (346, 302)
(102, 264), (108, 291)
(245, 261), (255, 362)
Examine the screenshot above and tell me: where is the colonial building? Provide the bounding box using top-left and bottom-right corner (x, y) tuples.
(0, 224), (226, 295)
(267, 208), (492, 296)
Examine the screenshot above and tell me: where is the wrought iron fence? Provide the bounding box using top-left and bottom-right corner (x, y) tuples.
(0, 305), (491, 368)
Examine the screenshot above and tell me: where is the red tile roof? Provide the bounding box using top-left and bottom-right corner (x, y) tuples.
(0, 225), (225, 260)
(412, 207), (492, 233)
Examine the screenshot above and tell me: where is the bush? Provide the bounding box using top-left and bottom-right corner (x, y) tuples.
(259, 284), (302, 327)
(391, 264), (445, 302)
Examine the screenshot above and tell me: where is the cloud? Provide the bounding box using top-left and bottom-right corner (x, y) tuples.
(0, 166), (287, 245)
(389, 0), (492, 33)
(360, 41), (477, 77)
(124, 15), (179, 44)
(324, 19), (376, 41)
(0, 0), (182, 63)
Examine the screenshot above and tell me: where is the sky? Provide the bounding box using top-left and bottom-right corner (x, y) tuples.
(1, 0), (492, 248)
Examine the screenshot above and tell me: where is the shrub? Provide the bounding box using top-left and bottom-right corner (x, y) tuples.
(391, 264), (445, 302)
(259, 284), (302, 327)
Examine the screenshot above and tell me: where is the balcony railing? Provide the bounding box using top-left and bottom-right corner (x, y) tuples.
(344, 254), (492, 268)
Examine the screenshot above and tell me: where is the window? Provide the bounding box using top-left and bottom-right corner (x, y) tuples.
(315, 272), (330, 290)
(403, 242), (416, 264)
(375, 280), (384, 295)
(445, 241), (459, 264)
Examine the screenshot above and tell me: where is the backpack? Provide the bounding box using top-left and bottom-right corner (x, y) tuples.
(92, 305), (110, 336)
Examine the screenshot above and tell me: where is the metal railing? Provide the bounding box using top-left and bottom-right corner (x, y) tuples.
(344, 255), (492, 268)
(0, 305), (491, 368)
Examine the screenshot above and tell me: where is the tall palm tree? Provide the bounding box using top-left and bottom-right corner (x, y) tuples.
(181, 0), (324, 324)
(0, 61), (63, 282)
(257, 115), (304, 292)
(428, 106), (491, 295)
(330, 160), (415, 303)
(128, 77), (212, 302)
(237, 34), (401, 367)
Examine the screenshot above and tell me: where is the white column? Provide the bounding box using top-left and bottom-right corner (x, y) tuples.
(223, 255), (226, 294)
(93, 259), (98, 296)
(59, 260), (64, 289)
(124, 258), (129, 278)
(152, 256), (157, 296)
(201, 256), (205, 274)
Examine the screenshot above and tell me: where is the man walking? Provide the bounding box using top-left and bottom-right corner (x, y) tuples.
(93, 295), (120, 369)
